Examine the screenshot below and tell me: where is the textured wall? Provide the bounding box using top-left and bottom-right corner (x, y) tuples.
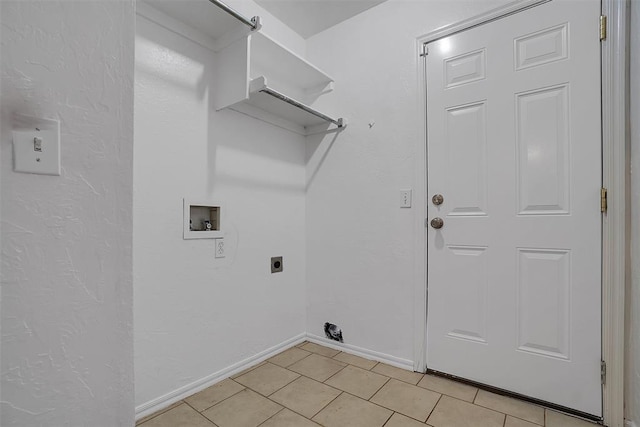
(304, 0), (510, 362)
(0, 1), (135, 426)
(627, 0), (640, 424)
(134, 15), (307, 410)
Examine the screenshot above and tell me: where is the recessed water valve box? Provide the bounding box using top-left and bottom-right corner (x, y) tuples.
(183, 199), (223, 239)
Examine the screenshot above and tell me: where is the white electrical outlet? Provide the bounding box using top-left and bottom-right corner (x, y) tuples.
(215, 238), (225, 258)
(400, 189), (412, 208)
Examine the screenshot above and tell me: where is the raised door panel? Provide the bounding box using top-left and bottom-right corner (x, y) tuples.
(515, 24), (569, 71)
(444, 246), (489, 344)
(445, 102), (488, 217)
(516, 85), (570, 215)
(516, 248), (571, 360)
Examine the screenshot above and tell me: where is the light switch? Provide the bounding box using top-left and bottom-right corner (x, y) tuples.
(13, 114), (60, 176)
(400, 189), (412, 208)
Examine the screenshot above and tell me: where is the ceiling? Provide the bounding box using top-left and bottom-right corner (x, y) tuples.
(254, 0), (387, 39)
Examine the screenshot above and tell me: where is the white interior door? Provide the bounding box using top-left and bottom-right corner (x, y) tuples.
(425, 0), (602, 416)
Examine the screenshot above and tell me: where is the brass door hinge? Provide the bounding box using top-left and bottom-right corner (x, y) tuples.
(601, 188), (608, 213)
(600, 15), (607, 41)
(420, 43), (429, 57)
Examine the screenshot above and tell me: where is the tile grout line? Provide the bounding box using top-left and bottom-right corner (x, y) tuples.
(280, 352), (315, 369)
(472, 399), (545, 426)
(135, 399), (186, 425)
(182, 400), (220, 426)
(371, 365), (425, 386)
(331, 351), (379, 371)
(424, 392), (444, 425)
(191, 379), (247, 414)
(367, 376), (392, 402)
(142, 342), (582, 427)
(262, 390), (322, 424)
(255, 407), (286, 427)
(230, 360), (267, 380)
(321, 363), (350, 384)
(259, 370), (302, 398)
(260, 371), (344, 423)
(472, 387), (480, 403)
(473, 388), (546, 425)
(360, 383), (438, 425)
(380, 411), (394, 427)
(379, 410), (396, 427)
(308, 391), (345, 420)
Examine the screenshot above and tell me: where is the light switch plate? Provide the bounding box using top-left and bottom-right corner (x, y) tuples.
(13, 114), (60, 176)
(400, 189), (412, 208)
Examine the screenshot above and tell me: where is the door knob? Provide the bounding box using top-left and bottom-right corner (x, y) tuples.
(432, 194), (444, 205)
(430, 217), (444, 229)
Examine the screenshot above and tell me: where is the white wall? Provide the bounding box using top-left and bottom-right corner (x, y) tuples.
(305, 0), (640, 424)
(0, 1), (135, 426)
(627, 0), (640, 424)
(304, 0), (510, 363)
(134, 14), (307, 409)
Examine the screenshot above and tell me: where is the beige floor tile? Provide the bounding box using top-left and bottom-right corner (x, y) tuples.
(259, 408), (321, 427)
(202, 389), (281, 427)
(300, 342), (341, 357)
(545, 410), (600, 427)
(268, 347), (311, 368)
(505, 415), (541, 427)
(136, 401), (183, 425)
(296, 341), (309, 348)
(269, 376), (342, 418)
(417, 374), (478, 402)
(184, 379), (245, 411)
(231, 361), (267, 379)
(371, 363), (424, 385)
(332, 352), (378, 370)
(427, 395), (505, 427)
(474, 390), (544, 425)
(370, 378), (440, 422)
(312, 392), (392, 427)
(139, 403), (217, 427)
(288, 353), (347, 382)
(384, 412), (430, 427)
(234, 362), (300, 396)
(324, 364), (389, 399)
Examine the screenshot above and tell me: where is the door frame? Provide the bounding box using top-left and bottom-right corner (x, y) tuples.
(413, 1), (629, 426)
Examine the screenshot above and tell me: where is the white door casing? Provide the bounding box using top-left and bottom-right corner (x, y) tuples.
(425, 0), (602, 416)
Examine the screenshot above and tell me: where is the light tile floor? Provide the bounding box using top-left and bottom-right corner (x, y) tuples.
(137, 341), (600, 427)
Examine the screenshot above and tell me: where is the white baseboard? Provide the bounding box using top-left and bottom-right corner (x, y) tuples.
(135, 333), (306, 421)
(625, 420), (637, 427)
(305, 333), (415, 371)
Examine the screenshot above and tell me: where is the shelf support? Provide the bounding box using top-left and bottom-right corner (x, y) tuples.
(208, 0), (262, 31)
(259, 86), (345, 128)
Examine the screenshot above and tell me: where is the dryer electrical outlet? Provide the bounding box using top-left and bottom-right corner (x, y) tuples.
(271, 256), (283, 273)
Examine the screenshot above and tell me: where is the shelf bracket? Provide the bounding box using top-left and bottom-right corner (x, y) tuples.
(208, 0), (262, 31)
(250, 77), (345, 129)
(260, 87), (345, 128)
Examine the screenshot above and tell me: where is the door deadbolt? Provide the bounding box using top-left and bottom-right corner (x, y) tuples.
(430, 217), (444, 229)
(432, 194), (444, 205)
